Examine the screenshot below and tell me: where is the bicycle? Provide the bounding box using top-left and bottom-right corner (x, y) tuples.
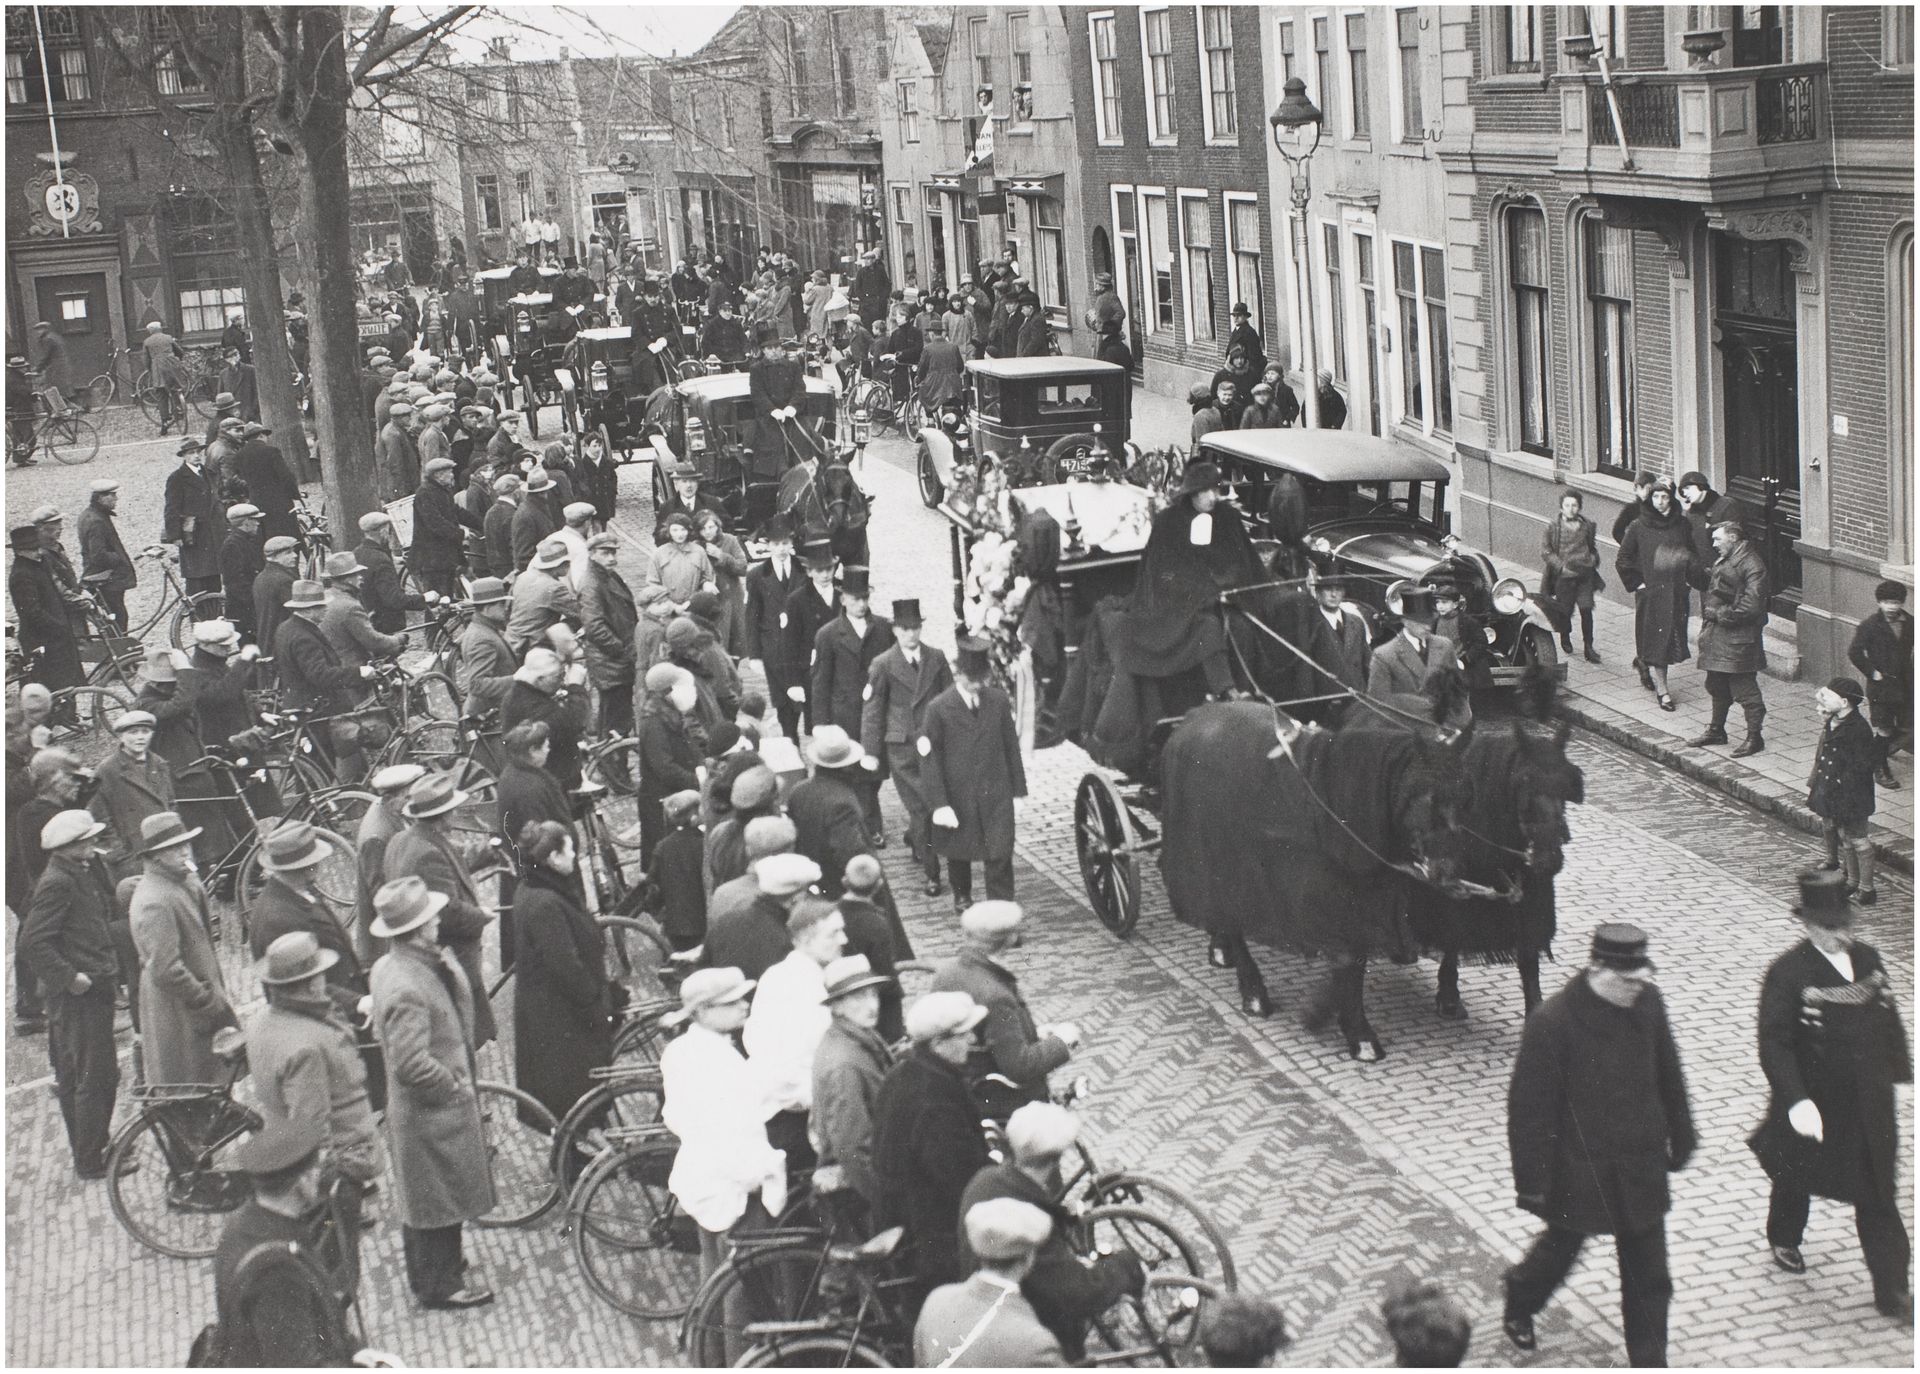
(847, 375), (897, 438)
(106, 1026), (262, 1259)
(292, 501), (334, 579)
(566, 1123), (704, 1321)
(473, 1079), (562, 1227)
(132, 357), (187, 433)
(5, 628), (141, 766)
(7, 388), (99, 466)
(80, 339), (121, 410)
(105, 546), (226, 651)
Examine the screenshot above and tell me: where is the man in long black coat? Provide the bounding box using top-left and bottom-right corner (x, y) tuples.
(219, 507), (266, 641)
(780, 549), (840, 735)
(627, 282), (679, 395)
(748, 327), (807, 482)
(9, 524), (81, 691)
(411, 457), (484, 600)
(920, 639), (1027, 907)
(253, 538), (301, 656)
(163, 441), (228, 603)
(1504, 924), (1695, 1367)
(852, 251), (891, 329)
(1750, 871), (1911, 1320)
(230, 426), (302, 543)
(744, 519), (804, 738)
(353, 513), (424, 635)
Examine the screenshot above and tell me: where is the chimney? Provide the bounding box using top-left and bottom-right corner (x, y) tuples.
(488, 36), (510, 62)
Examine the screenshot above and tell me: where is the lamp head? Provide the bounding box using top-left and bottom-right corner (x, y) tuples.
(1269, 77), (1324, 159)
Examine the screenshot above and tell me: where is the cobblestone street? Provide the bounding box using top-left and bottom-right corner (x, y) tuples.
(5, 429), (1912, 1367)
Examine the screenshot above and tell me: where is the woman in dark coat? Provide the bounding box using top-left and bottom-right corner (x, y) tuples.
(1613, 478), (1696, 712)
(511, 820), (611, 1123)
(1541, 489), (1605, 663)
(634, 662), (704, 853)
(495, 720), (574, 967)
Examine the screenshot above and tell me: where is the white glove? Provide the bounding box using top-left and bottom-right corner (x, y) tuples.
(860, 755), (879, 771)
(786, 685), (806, 703)
(1047, 1022), (1082, 1051)
(359, 665), (377, 679)
(932, 805), (959, 828)
(239, 644), (261, 662)
(1788, 1099), (1823, 1142)
(356, 995), (373, 1025)
(424, 590), (439, 604)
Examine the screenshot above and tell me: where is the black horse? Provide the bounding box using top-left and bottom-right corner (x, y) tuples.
(1412, 720), (1585, 1018)
(1159, 701), (1471, 1062)
(775, 432), (870, 571)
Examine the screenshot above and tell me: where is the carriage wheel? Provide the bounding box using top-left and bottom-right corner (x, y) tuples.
(916, 438), (944, 509)
(522, 378), (541, 436)
(1074, 773), (1141, 937)
(650, 456), (671, 514)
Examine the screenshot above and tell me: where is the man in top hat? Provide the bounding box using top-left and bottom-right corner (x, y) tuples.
(874, 991), (994, 1297)
(744, 896), (847, 1169)
(253, 535), (301, 654)
(780, 542), (842, 733)
(274, 578), (379, 781)
(217, 504), (266, 640)
(88, 710), (175, 882)
(505, 539), (582, 658)
(163, 437), (229, 606)
(511, 464), (563, 571)
(1368, 585), (1472, 735)
(319, 550), (406, 671)
(1751, 870), (1911, 1320)
(248, 821), (365, 1014)
(915, 1197), (1064, 1367)
(230, 420), (300, 542)
(749, 322), (808, 481)
(743, 515), (805, 736)
(412, 455), (485, 600)
(212, 1120), (369, 1366)
(78, 478), (137, 632)
(930, 901), (1076, 1117)
(383, 775), (497, 1048)
(130, 811), (242, 1165)
(9, 522), (81, 692)
(810, 954), (897, 1233)
(1503, 923), (1695, 1366)
(1122, 460), (1262, 700)
(627, 277), (680, 394)
(862, 598), (954, 895)
(661, 966), (789, 1283)
(1688, 517), (1770, 758)
(921, 637), (1027, 907)
(957, 1102), (1146, 1359)
(376, 400), (421, 500)
(367, 875), (498, 1310)
(19, 809), (123, 1178)
(811, 569), (893, 842)
(352, 511), (425, 634)
(245, 930), (384, 1199)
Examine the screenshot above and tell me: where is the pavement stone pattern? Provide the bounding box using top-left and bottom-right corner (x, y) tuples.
(5, 413), (1912, 1367)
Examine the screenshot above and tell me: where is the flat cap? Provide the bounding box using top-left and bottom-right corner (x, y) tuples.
(960, 900), (1025, 937)
(753, 852), (821, 897)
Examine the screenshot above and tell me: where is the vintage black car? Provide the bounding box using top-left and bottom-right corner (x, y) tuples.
(916, 357), (1133, 508)
(556, 326), (648, 461)
(647, 370), (846, 532)
(1196, 428), (1566, 684)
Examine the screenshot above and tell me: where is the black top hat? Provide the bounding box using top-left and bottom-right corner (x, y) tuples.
(1397, 585), (1438, 621)
(840, 568), (871, 598)
(754, 321), (782, 347)
(799, 539), (836, 570)
(1590, 922), (1653, 970)
(891, 598), (924, 627)
(1791, 869), (1854, 927)
(759, 513), (795, 543)
(955, 634), (992, 677)
(1174, 461), (1223, 501)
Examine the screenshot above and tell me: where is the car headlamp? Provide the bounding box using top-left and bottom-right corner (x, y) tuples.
(1491, 577), (1528, 616)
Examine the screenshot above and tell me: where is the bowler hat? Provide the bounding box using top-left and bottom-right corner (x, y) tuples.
(137, 811), (204, 855)
(1590, 922), (1654, 971)
(891, 598), (924, 628)
(9, 523), (39, 551)
(369, 874), (448, 939)
(1791, 869), (1854, 927)
(1231, 302), (1251, 317)
(254, 930), (341, 986)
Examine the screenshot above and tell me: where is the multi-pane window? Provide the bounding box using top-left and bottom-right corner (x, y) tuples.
(1323, 223), (1348, 383)
(475, 173), (502, 230)
(970, 16), (991, 90)
(1143, 8), (1174, 140)
(1201, 6), (1237, 139)
(1143, 192), (1174, 330)
(958, 190), (981, 274)
(1389, 241), (1452, 433)
(1396, 10), (1422, 143)
(1035, 198), (1068, 322)
(1182, 195), (1216, 343)
(898, 80), (919, 143)
(1008, 13), (1031, 86)
(1278, 21), (1297, 84)
(1507, 207), (1550, 453)
(1227, 198), (1262, 332)
(1393, 243), (1424, 426)
(722, 92), (736, 148)
(1345, 14), (1370, 138)
(1312, 18), (1334, 114)
(1355, 233), (1382, 435)
(1422, 246), (1451, 432)
(1503, 5), (1539, 70)
(515, 171), (534, 223)
(786, 19), (808, 116)
(382, 96), (424, 158)
(5, 6), (90, 105)
(145, 9), (210, 96)
(171, 196), (244, 334)
(1587, 220), (1634, 475)
(892, 186), (916, 285)
(1090, 14), (1121, 142)
(687, 89), (703, 144)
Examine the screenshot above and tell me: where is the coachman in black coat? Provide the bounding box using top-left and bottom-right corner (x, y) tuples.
(1750, 877), (1911, 1316)
(748, 349), (808, 481)
(1504, 948), (1695, 1367)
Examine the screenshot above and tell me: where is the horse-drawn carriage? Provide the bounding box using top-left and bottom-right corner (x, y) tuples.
(647, 370), (849, 536)
(556, 326), (650, 462)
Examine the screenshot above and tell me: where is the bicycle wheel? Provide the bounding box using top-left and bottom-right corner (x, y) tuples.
(106, 1099), (262, 1260)
(612, 1000), (679, 1067)
(735, 1333), (895, 1367)
(186, 372), (219, 418)
(234, 824), (359, 938)
(306, 786), (376, 839)
(686, 1238), (836, 1367)
(582, 737), (643, 846)
(87, 371), (118, 410)
(1085, 1176), (1236, 1291)
(1084, 1273), (1220, 1369)
(168, 592), (224, 649)
(406, 669), (460, 723)
(474, 1080), (562, 1227)
(395, 722), (501, 858)
(601, 916), (673, 1009)
(547, 1071), (664, 1187)
(569, 1137), (703, 1320)
(46, 684), (132, 767)
(43, 414), (99, 465)
(133, 372), (164, 426)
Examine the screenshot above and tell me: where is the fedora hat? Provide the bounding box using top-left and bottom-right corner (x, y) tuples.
(321, 551), (366, 580)
(531, 539), (570, 570)
(254, 930), (341, 986)
(369, 874), (449, 939)
(403, 771), (468, 820)
(1174, 461), (1224, 500)
(261, 819), (333, 872)
(822, 954), (892, 1002)
(137, 811), (203, 855)
(463, 576), (510, 607)
(807, 725), (865, 770)
(523, 466), (555, 492)
(283, 579), (328, 610)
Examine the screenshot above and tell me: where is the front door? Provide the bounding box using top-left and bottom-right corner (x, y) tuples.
(1715, 236), (1802, 615)
(35, 272), (111, 386)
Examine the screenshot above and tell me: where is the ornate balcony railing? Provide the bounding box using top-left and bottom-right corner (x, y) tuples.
(1587, 83), (1681, 148)
(1756, 72), (1817, 144)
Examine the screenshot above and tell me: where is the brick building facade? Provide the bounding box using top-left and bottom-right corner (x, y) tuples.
(1061, 4), (1279, 399)
(1438, 4), (1913, 682)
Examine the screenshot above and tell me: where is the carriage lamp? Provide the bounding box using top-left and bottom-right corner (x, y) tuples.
(1308, 535), (1333, 555)
(685, 415), (707, 454)
(1490, 577), (1528, 616)
(853, 407), (871, 445)
(589, 361), (609, 393)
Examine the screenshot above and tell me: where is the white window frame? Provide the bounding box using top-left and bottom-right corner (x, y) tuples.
(1195, 5), (1238, 145)
(1088, 12), (1123, 146)
(1501, 202), (1554, 457)
(1139, 5), (1177, 146)
(1385, 235), (1452, 438)
(1310, 13), (1336, 119)
(1502, 5), (1541, 72)
(1389, 8), (1423, 146)
(1275, 17), (1297, 87)
(1138, 186), (1173, 335)
(898, 79), (919, 144)
(1110, 182), (1139, 336)
(1339, 8), (1369, 142)
(1177, 188), (1215, 345)
(1885, 6), (1915, 70)
(890, 183), (917, 287)
(1316, 215), (1345, 388)
(1223, 191), (1262, 334)
(1576, 4), (1627, 60)
(969, 15), (992, 93)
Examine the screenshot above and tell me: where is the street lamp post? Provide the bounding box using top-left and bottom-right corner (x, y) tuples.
(1270, 77), (1325, 431)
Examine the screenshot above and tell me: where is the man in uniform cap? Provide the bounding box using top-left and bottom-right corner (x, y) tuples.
(921, 637), (1027, 907)
(1751, 870), (1911, 1320)
(705, 851), (822, 983)
(412, 453), (484, 599)
(1503, 922), (1695, 1365)
(956, 1101), (1146, 1359)
(1689, 517), (1770, 758)
(874, 991), (993, 1299)
(212, 1119), (368, 1366)
(913, 1198), (1063, 1367)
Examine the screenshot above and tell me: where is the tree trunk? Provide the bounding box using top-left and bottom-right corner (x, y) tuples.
(286, 6), (380, 532)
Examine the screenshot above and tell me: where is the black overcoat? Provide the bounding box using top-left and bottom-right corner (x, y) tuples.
(919, 684), (1026, 863)
(1808, 709), (1878, 825)
(872, 1046), (992, 1288)
(512, 866), (612, 1119)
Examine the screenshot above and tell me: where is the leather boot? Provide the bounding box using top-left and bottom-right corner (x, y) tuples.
(1731, 731), (1766, 758)
(1688, 724), (1730, 747)
(1852, 843), (1878, 904)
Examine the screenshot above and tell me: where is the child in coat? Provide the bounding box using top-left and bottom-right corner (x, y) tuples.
(644, 789), (709, 952)
(1807, 677), (1879, 904)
